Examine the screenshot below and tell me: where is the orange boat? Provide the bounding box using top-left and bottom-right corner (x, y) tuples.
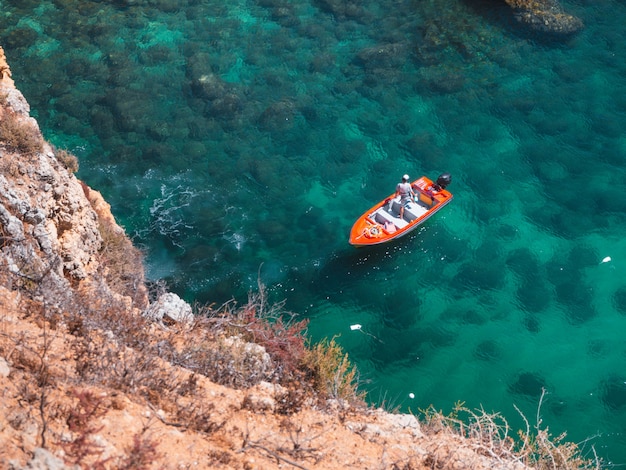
(349, 173), (453, 247)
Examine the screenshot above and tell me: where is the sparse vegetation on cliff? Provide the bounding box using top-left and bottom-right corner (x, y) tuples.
(0, 259), (602, 469)
(0, 108), (43, 156)
(304, 337), (364, 402)
(53, 148), (79, 173)
(420, 399), (600, 470)
(96, 215), (147, 308)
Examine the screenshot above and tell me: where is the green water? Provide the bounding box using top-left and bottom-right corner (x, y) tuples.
(2, 0), (626, 463)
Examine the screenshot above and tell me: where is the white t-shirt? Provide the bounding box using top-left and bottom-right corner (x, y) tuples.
(396, 182), (412, 201)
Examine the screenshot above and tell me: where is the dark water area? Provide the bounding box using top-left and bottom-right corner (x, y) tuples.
(3, 0), (626, 464)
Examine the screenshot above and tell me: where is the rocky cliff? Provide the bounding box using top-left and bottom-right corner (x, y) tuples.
(0, 47), (591, 469)
(0, 46), (148, 313)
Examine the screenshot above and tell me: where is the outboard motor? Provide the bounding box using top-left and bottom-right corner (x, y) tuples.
(434, 173), (452, 191)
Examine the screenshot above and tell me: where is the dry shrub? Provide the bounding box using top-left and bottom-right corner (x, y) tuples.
(514, 389), (601, 469)
(116, 432), (160, 470)
(0, 151), (20, 177)
(201, 282), (310, 383)
(62, 389), (109, 469)
(207, 449), (233, 465)
(175, 334), (274, 388)
(71, 328), (178, 403)
(5, 253), (51, 297)
(97, 219), (146, 308)
(420, 391), (601, 470)
(0, 111), (43, 155)
(172, 400), (224, 435)
(70, 284), (148, 347)
(241, 417), (326, 468)
(190, 281), (367, 410)
(55, 148), (79, 173)
(273, 382), (308, 415)
(303, 337), (364, 403)
(66, 287), (200, 404)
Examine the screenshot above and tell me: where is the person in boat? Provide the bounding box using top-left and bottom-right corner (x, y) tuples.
(395, 174), (415, 220)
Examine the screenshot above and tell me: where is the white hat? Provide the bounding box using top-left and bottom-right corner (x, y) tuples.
(402, 174), (409, 181)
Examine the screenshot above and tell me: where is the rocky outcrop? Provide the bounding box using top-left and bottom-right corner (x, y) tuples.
(505, 0), (583, 35)
(0, 47), (14, 89)
(144, 291), (194, 324)
(0, 46), (147, 312)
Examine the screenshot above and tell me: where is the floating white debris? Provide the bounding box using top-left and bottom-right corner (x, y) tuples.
(601, 256), (612, 263)
(350, 324), (362, 331)
(409, 393), (415, 399)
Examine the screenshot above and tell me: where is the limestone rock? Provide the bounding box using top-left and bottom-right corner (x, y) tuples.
(347, 408), (423, 441)
(144, 292), (194, 324)
(19, 447), (69, 470)
(0, 356), (10, 378)
(0, 46), (14, 88)
(220, 335), (274, 383)
(242, 381), (287, 412)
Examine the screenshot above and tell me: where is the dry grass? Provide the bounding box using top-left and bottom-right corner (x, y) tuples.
(419, 393), (602, 470)
(54, 148), (79, 173)
(303, 336), (365, 403)
(96, 218), (147, 309)
(0, 111), (43, 156)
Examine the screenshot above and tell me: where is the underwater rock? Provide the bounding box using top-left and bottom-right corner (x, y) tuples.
(509, 371), (547, 397)
(354, 43), (409, 70)
(599, 377), (626, 410)
(516, 280), (550, 313)
(555, 281), (597, 325)
(416, 66), (465, 95)
(190, 73), (230, 101)
(257, 100), (297, 132)
(205, 93), (243, 120)
(505, 0), (583, 36)
(99, 89), (151, 133)
(115, 0), (182, 12)
(522, 314), (540, 333)
(454, 261), (506, 292)
(613, 286), (626, 315)
(314, 0), (367, 21)
(4, 26), (38, 49)
(506, 248), (539, 276)
(474, 340), (501, 362)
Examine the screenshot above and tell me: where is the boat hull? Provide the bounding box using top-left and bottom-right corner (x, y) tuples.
(349, 176), (453, 247)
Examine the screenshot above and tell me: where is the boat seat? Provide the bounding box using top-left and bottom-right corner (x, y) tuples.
(375, 207), (409, 229)
(391, 200), (425, 222)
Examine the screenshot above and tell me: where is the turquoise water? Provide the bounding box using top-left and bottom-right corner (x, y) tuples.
(3, 0), (626, 463)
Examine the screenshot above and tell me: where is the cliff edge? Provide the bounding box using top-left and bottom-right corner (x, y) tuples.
(0, 47), (592, 469)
